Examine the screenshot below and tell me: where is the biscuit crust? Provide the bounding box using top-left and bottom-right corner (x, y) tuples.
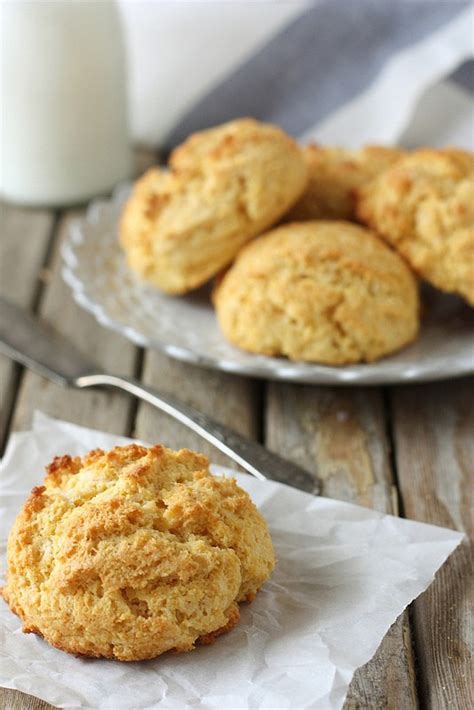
(285, 144), (404, 222)
(356, 148), (474, 305)
(213, 221), (419, 364)
(2, 445), (275, 661)
(120, 118), (307, 294)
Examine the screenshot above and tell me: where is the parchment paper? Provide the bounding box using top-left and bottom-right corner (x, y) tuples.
(0, 413), (463, 709)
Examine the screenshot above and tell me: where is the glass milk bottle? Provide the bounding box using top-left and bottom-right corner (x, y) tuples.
(0, 0), (132, 205)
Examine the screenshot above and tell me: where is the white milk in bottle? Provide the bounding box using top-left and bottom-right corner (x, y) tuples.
(0, 0), (132, 205)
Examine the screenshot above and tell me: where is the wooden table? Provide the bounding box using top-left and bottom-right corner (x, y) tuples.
(1, 151), (472, 710)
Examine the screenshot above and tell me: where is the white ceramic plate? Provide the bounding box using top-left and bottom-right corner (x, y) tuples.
(62, 185), (474, 385)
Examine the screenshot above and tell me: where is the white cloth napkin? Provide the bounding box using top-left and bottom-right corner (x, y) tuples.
(118, 0), (473, 149)
(0, 413), (463, 710)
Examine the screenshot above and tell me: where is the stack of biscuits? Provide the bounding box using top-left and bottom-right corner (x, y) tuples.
(120, 118), (474, 365)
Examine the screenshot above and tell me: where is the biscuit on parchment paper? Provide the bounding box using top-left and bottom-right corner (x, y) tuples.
(2, 444), (275, 661)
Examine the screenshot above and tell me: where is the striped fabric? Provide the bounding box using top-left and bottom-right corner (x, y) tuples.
(119, 0), (474, 149)
(452, 59), (474, 93)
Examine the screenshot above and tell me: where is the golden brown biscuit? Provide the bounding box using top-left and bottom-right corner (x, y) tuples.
(213, 221), (419, 364)
(356, 148), (474, 305)
(285, 144), (404, 222)
(120, 118), (307, 294)
(2, 444), (274, 661)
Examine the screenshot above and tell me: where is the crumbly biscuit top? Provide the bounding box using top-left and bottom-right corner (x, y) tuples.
(3, 444), (274, 661)
(120, 118), (307, 294)
(356, 148), (474, 304)
(285, 143), (404, 221)
(213, 221), (419, 364)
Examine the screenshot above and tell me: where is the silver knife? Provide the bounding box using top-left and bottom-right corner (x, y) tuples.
(0, 297), (317, 493)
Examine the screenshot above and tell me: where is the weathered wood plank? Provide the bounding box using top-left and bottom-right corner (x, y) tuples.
(0, 690), (49, 710)
(266, 383), (419, 709)
(133, 350), (262, 468)
(0, 202), (55, 447)
(8, 144), (158, 438)
(392, 379), (473, 710)
(10, 212), (138, 435)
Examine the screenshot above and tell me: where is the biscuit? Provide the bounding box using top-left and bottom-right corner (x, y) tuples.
(285, 144), (404, 222)
(2, 444), (275, 661)
(213, 221), (419, 364)
(356, 148), (474, 305)
(120, 118), (307, 294)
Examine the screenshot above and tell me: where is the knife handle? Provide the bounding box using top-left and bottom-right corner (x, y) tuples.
(76, 373), (318, 494)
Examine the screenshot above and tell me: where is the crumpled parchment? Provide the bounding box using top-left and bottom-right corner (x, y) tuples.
(0, 413), (463, 710)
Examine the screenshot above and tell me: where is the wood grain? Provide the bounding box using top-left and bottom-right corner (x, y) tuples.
(265, 383), (419, 709)
(0, 202), (55, 447)
(10, 211), (138, 436)
(392, 379), (473, 710)
(8, 142), (158, 437)
(0, 691), (50, 710)
(133, 350), (262, 467)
